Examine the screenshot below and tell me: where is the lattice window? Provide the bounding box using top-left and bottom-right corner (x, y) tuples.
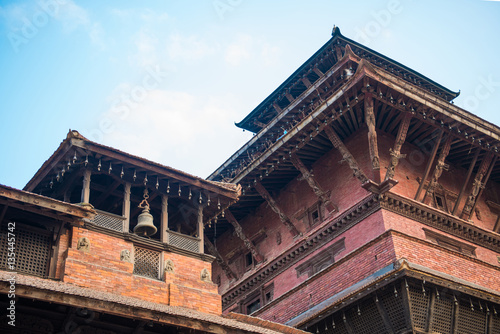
(133, 246), (161, 280)
(168, 231), (199, 253)
(457, 300), (487, 334)
(91, 210), (125, 232)
(430, 295), (453, 333)
(348, 299), (386, 334)
(409, 285), (430, 331)
(0, 224), (51, 277)
(380, 287), (407, 332)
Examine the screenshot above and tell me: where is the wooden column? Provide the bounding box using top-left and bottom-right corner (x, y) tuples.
(364, 93), (380, 172)
(324, 126), (369, 184)
(198, 205), (204, 253)
(422, 134), (452, 204)
(204, 236), (237, 280)
(63, 191), (71, 203)
(290, 153), (338, 213)
(451, 296), (460, 334)
(254, 180), (300, 237)
(225, 210), (264, 263)
(460, 152), (494, 220)
(81, 169), (91, 203)
(414, 131), (443, 201)
(122, 182), (131, 233)
(452, 148), (480, 215)
(161, 194), (169, 243)
(385, 113), (412, 181)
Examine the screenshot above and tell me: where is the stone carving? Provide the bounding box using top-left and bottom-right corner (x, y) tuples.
(201, 268), (211, 282)
(77, 237), (90, 252)
(164, 259), (174, 273)
(120, 249), (131, 262)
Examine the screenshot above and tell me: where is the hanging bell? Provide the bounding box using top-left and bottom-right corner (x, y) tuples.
(133, 189), (157, 237)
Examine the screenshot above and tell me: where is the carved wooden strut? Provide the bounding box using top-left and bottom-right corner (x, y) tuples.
(225, 210), (264, 263)
(422, 134), (452, 204)
(254, 180), (300, 237)
(204, 236), (237, 280)
(324, 126), (369, 184)
(364, 92), (380, 171)
(385, 112), (412, 181)
(290, 153), (338, 213)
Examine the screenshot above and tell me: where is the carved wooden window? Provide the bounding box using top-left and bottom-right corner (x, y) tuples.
(423, 229), (476, 257)
(308, 202), (323, 227)
(246, 297), (261, 315)
(244, 252), (254, 270)
(0, 222), (52, 278)
(296, 238), (345, 278)
(242, 283), (274, 315)
(133, 246), (162, 280)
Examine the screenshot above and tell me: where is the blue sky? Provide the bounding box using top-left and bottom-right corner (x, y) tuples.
(1, 0), (499, 190)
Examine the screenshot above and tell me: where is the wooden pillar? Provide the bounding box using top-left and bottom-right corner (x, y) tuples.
(364, 93), (380, 174)
(324, 126), (369, 184)
(63, 190), (71, 203)
(385, 113), (412, 181)
(204, 236), (237, 280)
(254, 180), (300, 237)
(225, 210), (264, 263)
(81, 169), (91, 203)
(290, 153), (338, 213)
(198, 205), (204, 253)
(414, 130), (443, 201)
(422, 134), (452, 204)
(460, 152), (494, 220)
(452, 148), (480, 215)
(122, 182), (131, 233)
(451, 296), (460, 334)
(161, 195), (169, 243)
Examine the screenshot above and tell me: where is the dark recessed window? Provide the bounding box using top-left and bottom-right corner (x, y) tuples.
(246, 299), (261, 314)
(245, 252), (254, 268)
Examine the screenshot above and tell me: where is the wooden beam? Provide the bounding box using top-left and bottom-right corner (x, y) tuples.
(290, 153), (338, 213)
(254, 180), (300, 237)
(460, 152), (494, 220)
(198, 205), (204, 253)
(401, 280), (414, 333)
(342, 312), (354, 334)
(385, 112), (412, 181)
(364, 93), (380, 172)
(204, 236), (237, 280)
(301, 77), (312, 88)
(425, 288), (437, 333)
(414, 130), (443, 201)
(452, 148), (480, 215)
(451, 295), (459, 334)
(225, 210), (264, 263)
(161, 194), (169, 243)
(0, 204), (8, 225)
(324, 126), (369, 184)
(422, 134), (453, 204)
(494, 216), (500, 233)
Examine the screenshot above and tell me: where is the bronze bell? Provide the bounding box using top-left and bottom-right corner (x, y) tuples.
(134, 206), (157, 237)
(133, 188), (157, 237)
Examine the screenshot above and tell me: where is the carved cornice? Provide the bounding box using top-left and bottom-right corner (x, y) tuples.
(222, 194), (381, 309)
(380, 192), (500, 253)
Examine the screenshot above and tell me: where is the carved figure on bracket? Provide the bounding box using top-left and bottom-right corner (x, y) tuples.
(276, 232), (282, 245)
(77, 237), (90, 252)
(164, 259), (174, 273)
(120, 249), (131, 262)
(201, 268), (211, 282)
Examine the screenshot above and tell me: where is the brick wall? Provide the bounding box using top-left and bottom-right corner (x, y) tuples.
(62, 227), (221, 315)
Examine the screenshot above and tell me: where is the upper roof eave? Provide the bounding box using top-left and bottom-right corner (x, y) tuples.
(235, 26), (459, 133)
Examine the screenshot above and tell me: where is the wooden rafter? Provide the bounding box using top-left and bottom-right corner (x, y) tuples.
(254, 180), (300, 237)
(364, 92), (380, 171)
(385, 112), (412, 181)
(324, 126), (369, 184)
(225, 210), (264, 263)
(290, 153), (337, 213)
(452, 148), (480, 215)
(468, 154), (497, 220)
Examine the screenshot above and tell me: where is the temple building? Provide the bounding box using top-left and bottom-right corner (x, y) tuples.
(206, 27), (500, 333)
(1, 26), (500, 334)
